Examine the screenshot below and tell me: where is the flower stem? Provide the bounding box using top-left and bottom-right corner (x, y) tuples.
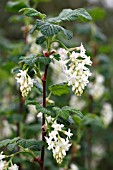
(41, 64), (49, 170)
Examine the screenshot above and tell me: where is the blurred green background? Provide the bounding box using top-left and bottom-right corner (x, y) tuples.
(0, 0), (113, 170)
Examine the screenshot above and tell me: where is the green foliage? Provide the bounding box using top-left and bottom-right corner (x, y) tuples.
(35, 20), (73, 39)
(36, 36), (46, 44)
(6, 1), (27, 12)
(52, 106), (83, 121)
(7, 143), (16, 151)
(19, 55), (38, 66)
(47, 8), (92, 23)
(33, 80), (43, 93)
(25, 100), (51, 115)
(88, 7), (106, 21)
(83, 114), (104, 128)
(19, 8), (46, 19)
(19, 55), (51, 66)
(17, 139), (44, 151)
(0, 137), (20, 148)
(49, 83), (70, 96)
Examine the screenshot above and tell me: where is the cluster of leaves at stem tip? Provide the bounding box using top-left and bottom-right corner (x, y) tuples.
(19, 7), (92, 39)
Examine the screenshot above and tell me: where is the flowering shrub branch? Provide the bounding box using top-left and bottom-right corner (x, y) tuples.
(0, 7), (92, 170)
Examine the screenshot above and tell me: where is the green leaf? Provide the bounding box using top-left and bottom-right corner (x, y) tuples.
(36, 103), (51, 115)
(33, 80), (43, 93)
(53, 107), (69, 120)
(0, 137), (20, 148)
(83, 114), (104, 127)
(12, 67), (21, 74)
(52, 106), (83, 123)
(35, 20), (73, 39)
(19, 55), (38, 66)
(47, 8), (92, 23)
(49, 83), (70, 96)
(62, 106), (83, 118)
(17, 139), (44, 151)
(19, 8), (46, 19)
(36, 36), (46, 44)
(25, 100), (38, 105)
(6, 1), (27, 12)
(38, 57), (51, 65)
(73, 115), (82, 126)
(25, 100), (51, 115)
(7, 144), (16, 151)
(19, 55), (51, 66)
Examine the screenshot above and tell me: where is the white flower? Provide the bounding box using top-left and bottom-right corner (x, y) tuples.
(59, 44), (92, 96)
(70, 163), (79, 170)
(69, 95), (86, 110)
(64, 129), (73, 138)
(52, 121), (64, 131)
(30, 43), (42, 54)
(88, 73), (105, 100)
(16, 69), (33, 97)
(0, 152), (5, 161)
(45, 120), (73, 164)
(0, 160), (6, 170)
(101, 103), (113, 126)
(9, 164), (18, 170)
(37, 112), (43, 118)
(49, 130), (58, 141)
(58, 48), (68, 60)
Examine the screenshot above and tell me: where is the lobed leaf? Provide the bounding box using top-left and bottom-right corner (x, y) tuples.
(19, 55), (38, 66)
(35, 20), (73, 39)
(36, 103), (51, 115)
(36, 36), (46, 44)
(19, 55), (51, 66)
(47, 8), (92, 23)
(17, 139), (44, 151)
(0, 137), (20, 148)
(19, 8), (46, 19)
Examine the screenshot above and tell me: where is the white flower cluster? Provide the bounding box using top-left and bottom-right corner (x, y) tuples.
(0, 152), (18, 170)
(45, 117), (73, 164)
(59, 44), (92, 96)
(88, 73), (105, 100)
(101, 103), (113, 126)
(59, 163), (79, 170)
(9, 164), (18, 170)
(69, 95), (86, 110)
(16, 69), (33, 97)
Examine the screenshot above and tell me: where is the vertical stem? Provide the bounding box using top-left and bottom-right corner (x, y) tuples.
(41, 64), (49, 170)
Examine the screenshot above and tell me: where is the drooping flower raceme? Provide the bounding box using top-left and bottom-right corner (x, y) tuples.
(45, 118), (73, 164)
(16, 69), (33, 97)
(59, 44), (92, 96)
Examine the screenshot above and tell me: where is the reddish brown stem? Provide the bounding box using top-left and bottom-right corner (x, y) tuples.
(40, 64), (49, 170)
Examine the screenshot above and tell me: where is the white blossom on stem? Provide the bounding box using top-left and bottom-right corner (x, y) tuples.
(45, 119), (73, 164)
(59, 43), (92, 96)
(16, 69), (33, 97)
